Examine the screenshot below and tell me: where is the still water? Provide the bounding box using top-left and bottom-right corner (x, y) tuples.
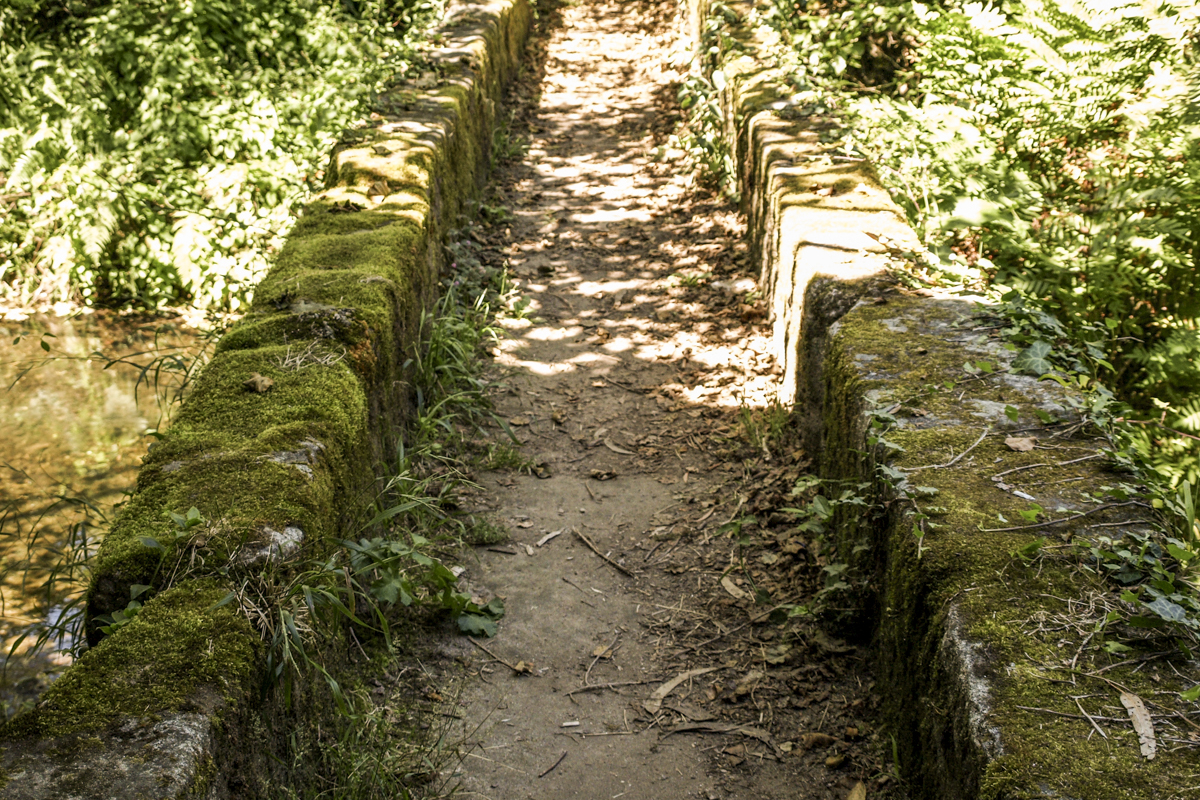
(0, 313), (203, 718)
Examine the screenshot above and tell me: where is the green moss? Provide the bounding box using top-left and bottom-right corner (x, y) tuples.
(817, 291), (1198, 798)
(4, 580), (256, 739)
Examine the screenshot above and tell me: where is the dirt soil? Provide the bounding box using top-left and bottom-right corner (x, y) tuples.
(432, 2), (907, 798)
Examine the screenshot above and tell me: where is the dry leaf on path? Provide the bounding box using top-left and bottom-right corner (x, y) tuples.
(1005, 436), (1037, 452)
(800, 732), (839, 749)
(665, 701), (715, 721)
(509, 416), (531, 426)
(721, 575), (750, 600)
(643, 667), (721, 714)
(847, 781), (867, 800)
(536, 528), (564, 546)
(1120, 691), (1156, 759)
(666, 721), (778, 753)
(604, 437), (636, 455)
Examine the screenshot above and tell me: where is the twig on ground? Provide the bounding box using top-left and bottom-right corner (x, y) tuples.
(991, 452), (1104, 480)
(1075, 697), (1109, 739)
(538, 751), (568, 778)
(585, 633), (621, 686)
(468, 637), (522, 673)
(574, 527), (634, 576)
(979, 500), (1151, 532)
(1086, 650), (1175, 676)
(1016, 705), (1125, 723)
(903, 428), (988, 472)
(561, 576), (597, 607)
(565, 679), (661, 697)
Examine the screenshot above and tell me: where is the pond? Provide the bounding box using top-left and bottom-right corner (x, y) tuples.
(0, 312), (205, 719)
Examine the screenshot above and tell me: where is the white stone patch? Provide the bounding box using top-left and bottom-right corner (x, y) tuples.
(234, 526), (304, 567)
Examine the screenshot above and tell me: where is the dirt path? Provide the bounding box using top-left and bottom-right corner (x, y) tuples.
(438, 3), (902, 799)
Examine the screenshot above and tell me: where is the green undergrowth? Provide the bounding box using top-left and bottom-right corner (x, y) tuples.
(0, 0), (449, 311)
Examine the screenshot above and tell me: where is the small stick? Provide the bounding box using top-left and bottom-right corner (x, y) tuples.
(992, 453), (1104, 479)
(565, 679), (661, 697)
(468, 637), (522, 673)
(585, 633), (620, 686)
(583, 481), (598, 501)
(1075, 697), (1109, 739)
(539, 750), (568, 778)
(574, 527), (634, 576)
(561, 577), (597, 607)
(903, 428), (988, 472)
(1016, 706), (1126, 723)
(1085, 650), (1175, 676)
(979, 501), (1150, 533)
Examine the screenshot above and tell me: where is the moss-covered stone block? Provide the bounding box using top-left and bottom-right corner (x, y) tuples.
(813, 287), (1200, 799)
(0, 580), (256, 798)
(708, 0), (923, 408)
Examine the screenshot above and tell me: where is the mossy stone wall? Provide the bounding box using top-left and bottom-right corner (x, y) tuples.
(0, 2), (532, 797)
(699, 3), (1200, 798)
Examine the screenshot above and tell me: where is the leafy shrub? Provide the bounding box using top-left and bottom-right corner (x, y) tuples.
(760, 0), (1200, 481)
(0, 0), (442, 311)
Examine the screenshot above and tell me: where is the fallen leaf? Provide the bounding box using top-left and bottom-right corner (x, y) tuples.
(516, 521), (533, 529)
(532, 463), (552, 479)
(509, 416), (531, 426)
(1120, 691), (1157, 760)
(643, 667), (721, 714)
(847, 781), (867, 800)
(1005, 436), (1037, 452)
(800, 732), (839, 749)
(244, 373), (274, 393)
(665, 701), (715, 721)
(764, 644), (791, 665)
(589, 469), (618, 481)
(536, 529), (564, 546)
(604, 437), (636, 455)
(721, 575), (750, 600)
(825, 754), (846, 768)
(513, 661), (534, 675)
(734, 669), (764, 698)
(592, 644), (615, 659)
(665, 721), (779, 754)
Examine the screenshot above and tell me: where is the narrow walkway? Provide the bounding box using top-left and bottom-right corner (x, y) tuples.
(444, 3), (896, 799)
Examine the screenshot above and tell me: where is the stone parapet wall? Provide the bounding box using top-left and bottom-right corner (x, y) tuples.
(0, 2), (531, 797)
(700, 2), (1200, 797)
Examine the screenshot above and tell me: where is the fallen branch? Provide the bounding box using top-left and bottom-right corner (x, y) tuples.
(979, 500), (1151, 532)
(1015, 705), (1125, 723)
(468, 637), (522, 673)
(574, 527), (634, 576)
(903, 428), (988, 472)
(538, 750), (568, 778)
(565, 679), (662, 697)
(991, 452), (1105, 480)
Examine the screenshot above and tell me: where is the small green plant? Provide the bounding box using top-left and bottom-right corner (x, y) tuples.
(737, 399), (792, 459)
(491, 110), (529, 165)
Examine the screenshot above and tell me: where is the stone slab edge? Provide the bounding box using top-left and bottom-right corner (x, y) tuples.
(696, 3), (1200, 799)
(0, 2), (532, 798)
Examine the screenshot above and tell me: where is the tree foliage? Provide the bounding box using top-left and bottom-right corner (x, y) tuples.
(0, 0), (441, 311)
(763, 0), (1200, 481)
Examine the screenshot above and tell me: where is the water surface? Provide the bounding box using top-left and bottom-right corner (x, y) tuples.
(0, 312), (202, 718)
